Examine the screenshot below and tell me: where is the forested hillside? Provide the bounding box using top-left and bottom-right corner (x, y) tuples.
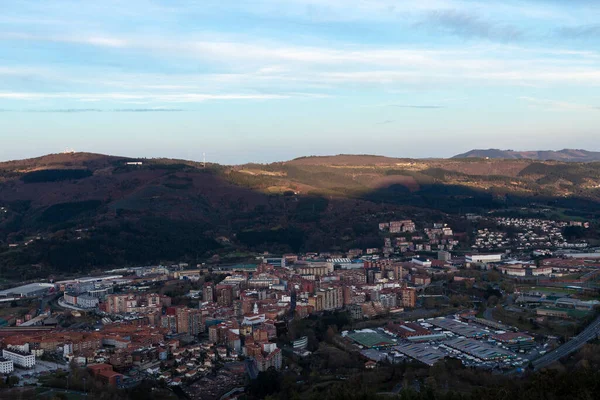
(2, 152), (600, 280)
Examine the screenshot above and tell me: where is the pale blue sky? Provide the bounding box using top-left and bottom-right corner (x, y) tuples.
(1, 0), (599, 163)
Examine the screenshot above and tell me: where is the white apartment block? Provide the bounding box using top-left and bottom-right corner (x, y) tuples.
(2, 349), (35, 368)
(466, 254), (503, 263)
(0, 358), (14, 374)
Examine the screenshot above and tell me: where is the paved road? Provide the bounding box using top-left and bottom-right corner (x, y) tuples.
(483, 307), (494, 321)
(532, 315), (600, 370)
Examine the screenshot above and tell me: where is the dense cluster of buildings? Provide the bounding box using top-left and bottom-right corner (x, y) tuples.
(376, 220), (459, 256)
(473, 217), (589, 251)
(0, 252), (437, 395)
(0, 213), (597, 396)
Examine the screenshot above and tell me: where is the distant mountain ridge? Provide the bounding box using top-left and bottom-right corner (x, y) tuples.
(453, 149), (600, 162)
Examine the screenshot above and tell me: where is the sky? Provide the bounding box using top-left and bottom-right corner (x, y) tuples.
(1, 0), (600, 164)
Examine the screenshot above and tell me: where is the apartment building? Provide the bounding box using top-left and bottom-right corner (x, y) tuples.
(316, 287), (343, 311)
(0, 358), (14, 374)
(2, 349), (35, 368)
(400, 287), (417, 308)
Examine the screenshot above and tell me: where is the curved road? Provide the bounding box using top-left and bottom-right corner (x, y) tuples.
(532, 315), (600, 370)
(483, 307), (494, 321)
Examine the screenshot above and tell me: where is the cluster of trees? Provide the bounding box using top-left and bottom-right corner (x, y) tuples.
(21, 169), (92, 183)
(38, 367), (176, 400)
(253, 356), (600, 400)
(39, 200), (103, 225)
(519, 162), (600, 186)
(0, 217), (221, 279)
(285, 311), (352, 352)
(237, 226), (306, 253)
(0, 375), (19, 388)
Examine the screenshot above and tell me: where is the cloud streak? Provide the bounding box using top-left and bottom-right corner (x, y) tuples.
(417, 9), (524, 41)
(388, 104), (445, 109)
(519, 96), (600, 111)
(557, 24), (600, 39)
(0, 92), (290, 103)
(20, 108), (185, 113)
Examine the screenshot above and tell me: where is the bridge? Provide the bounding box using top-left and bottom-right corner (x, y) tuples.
(18, 314), (49, 327)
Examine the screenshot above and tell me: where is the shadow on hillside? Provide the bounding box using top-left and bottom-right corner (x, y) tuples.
(1, 160), (600, 280)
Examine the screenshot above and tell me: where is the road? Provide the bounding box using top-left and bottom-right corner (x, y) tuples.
(57, 296), (90, 311)
(18, 314), (48, 327)
(532, 314), (600, 370)
(483, 307), (494, 321)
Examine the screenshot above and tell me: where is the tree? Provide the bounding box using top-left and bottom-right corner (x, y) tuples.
(7, 375), (19, 387)
(424, 297), (437, 309)
(325, 325), (337, 344)
(248, 368), (281, 398)
(487, 270), (501, 282)
(500, 280), (515, 293)
(487, 295), (499, 307)
(424, 376), (437, 390)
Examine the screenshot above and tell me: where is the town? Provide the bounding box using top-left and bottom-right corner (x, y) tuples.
(1, 215), (599, 399)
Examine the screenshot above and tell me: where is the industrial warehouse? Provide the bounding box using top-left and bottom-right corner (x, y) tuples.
(429, 317), (487, 338)
(393, 343), (447, 366)
(443, 338), (515, 361)
(344, 315), (532, 370)
(345, 329), (396, 349)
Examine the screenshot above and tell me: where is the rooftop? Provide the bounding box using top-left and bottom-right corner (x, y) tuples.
(394, 343), (446, 366)
(347, 330), (396, 348)
(429, 318), (486, 337)
(0, 282), (54, 297)
(2, 348), (34, 357)
(444, 338), (514, 360)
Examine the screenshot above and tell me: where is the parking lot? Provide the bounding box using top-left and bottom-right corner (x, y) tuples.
(11, 359), (70, 386)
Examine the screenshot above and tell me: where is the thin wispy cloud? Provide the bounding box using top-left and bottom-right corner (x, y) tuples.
(388, 104), (445, 109)
(557, 24), (600, 39)
(3, 30), (600, 94)
(0, 32), (129, 48)
(0, 92), (290, 103)
(25, 108), (102, 113)
(417, 9), (524, 41)
(21, 108), (185, 113)
(113, 108), (184, 112)
(376, 120), (394, 125)
(215, 0), (573, 25)
(519, 96), (600, 111)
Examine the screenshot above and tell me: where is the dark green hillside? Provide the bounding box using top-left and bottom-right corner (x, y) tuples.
(39, 200), (103, 224)
(2, 152), (600, 280)
(21, 169), (93, 183)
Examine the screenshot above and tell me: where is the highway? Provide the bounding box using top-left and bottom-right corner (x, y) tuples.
(532, 314), (600, 370)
